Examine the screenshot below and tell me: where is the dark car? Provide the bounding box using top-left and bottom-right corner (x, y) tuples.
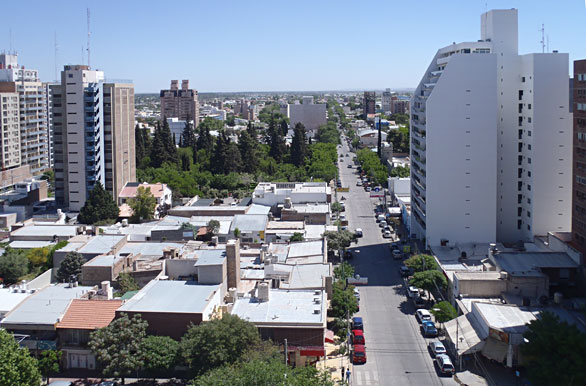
(352, 316), (364, 330)
(421, 321), (438, 337)
(400, 266), (411, 277)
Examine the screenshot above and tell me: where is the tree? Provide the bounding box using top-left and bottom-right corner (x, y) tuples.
(190, 357), (334, 386)
(404, 254), (438, 272)
(135, 124), (146, 165)
(267, 118), (286, 163)
(391, 165), (410, 178)
(56, 251), (85, 283)
(206, 219), (220, 238)
(290, 122), (308, 167)
(238, 130), (259, 173)
(0, 329), (42, 386)
(211, 131), (229, 174)
(128, 186), (157, 223)
(161, 118), (179, 165)
(141, 335), (179, 377)
(26, 246), (51, 267)
(522, 311), (586, 386)
(409, 270), (447, 298)
(323, 230), (356, 251)
(37, 350), (62, 383)
(233, 227), (241, 239)
(333, 262), (355, 280)
(89, 313), (147, 384)
(330, 281), (358, 319)
(0, 248), (29, 285)
(78, 181), (119, 225)
(181, 314), (261, 375)
(181, 119), (197, 150)
(289, 232), (304, 242)
(280, 118), (289, 136)
(150, 123), (168, 168)
(331, 202), (343, 213)
(430, 301), (458, 323)
(117, 272), (139, 294)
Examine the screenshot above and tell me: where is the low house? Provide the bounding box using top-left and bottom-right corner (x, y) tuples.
(56, 299), (123, 369)
(229, 214), (268, 244)
(81, 253), (138, 286)
(357, 129), (387, 148)
(280, 203), (330, 225)
(118, 182), (173, 219)
(231, 287), (327, 367)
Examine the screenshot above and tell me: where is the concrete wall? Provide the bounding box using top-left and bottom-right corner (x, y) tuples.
(454, 275), (506, 298)
(165, 259), (198, 279)
(197, 262), (226, 285)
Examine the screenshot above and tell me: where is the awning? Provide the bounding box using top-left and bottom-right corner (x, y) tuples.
(325, 329), (335, 343)
(293, 346), (325, 357)
(444, 314), (484, 355)
(482, 338), (508, 363)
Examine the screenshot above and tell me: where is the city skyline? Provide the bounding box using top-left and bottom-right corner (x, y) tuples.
(0, 0), (584, 93)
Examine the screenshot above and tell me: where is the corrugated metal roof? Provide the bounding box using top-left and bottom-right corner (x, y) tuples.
(56, 299), (122, 330)
(230, 214), (268, 232)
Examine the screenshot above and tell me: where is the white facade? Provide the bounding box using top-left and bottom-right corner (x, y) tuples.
(0, 91), (21, 169)
(252, 182), (331, 207)
(288, 96), (327, 137)
(410, 9), (572, 247)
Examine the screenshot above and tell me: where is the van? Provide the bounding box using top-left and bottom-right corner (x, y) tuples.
(436, 354), (456, 376)
(416, 308), (432, 323)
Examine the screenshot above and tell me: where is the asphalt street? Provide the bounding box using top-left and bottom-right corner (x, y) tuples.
(336, 140), (457, 386)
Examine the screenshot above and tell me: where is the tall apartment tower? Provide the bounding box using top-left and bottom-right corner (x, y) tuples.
(103, 82), (135, 202)
(0, 53), (49, 176)
(410, 9), (572, 248)
(382, 88), (392, 113)
(160, 80), (199, 125)
(52, 65), (105, 212)
(363, 91), (376, 117)
(572, 60), (586, 256)
(0, 85), (20, 170)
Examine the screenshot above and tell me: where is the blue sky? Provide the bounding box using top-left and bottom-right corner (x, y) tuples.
(1, 0), (585, 93)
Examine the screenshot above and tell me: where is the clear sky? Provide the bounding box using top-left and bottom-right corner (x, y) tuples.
(1, 0), (585, 93)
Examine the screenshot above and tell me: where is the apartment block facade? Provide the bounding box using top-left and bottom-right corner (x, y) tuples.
(0, 53), (50, 177)
(52, 65), (105, 212)
(103, 82), (135, 202)
(572, 60), (586, 260)
(0, 86), (20, 170)
(410, 9), (572, 247)
(382, 88), (392, 113)
(160, 80), (199, 125)
(363, 91), (376, 116)
(288, 96), (326, 137)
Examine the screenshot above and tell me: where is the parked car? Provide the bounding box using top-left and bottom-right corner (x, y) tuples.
(377, 214), (385, 222)
(355, 228), (363, 237)
(436, 354), (456, 376)
(353, 287), (360, 301)
(357, 180), (363, 186)
(421, 320), (438, 337)
(352, 344), (367, 364)
(416, 308), (432, 323)
(365, 186), (372, 192)
(392, 249), (402, 259)
(347, 164), (353, 168)
(391, 242), (400, 250)
(379, 220), (387, 228)
(429, 340), (447, 357)
(400, 266), (411, 277)
(383, 230), (392, 238)
(352, 316), (364, 330)
(408, 286), (420, 299)
(352, 329), (365, 345)
(48, 382), (73, 386)
(414, 296), (426, 306)
(340, 214), (346, 221)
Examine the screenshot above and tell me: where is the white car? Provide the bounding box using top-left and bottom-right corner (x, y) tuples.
(383, 230), (392, 238)
(353, 287), (360, 300)
(429, 341), (447, 357)
(416, 308), (432, 323)
(357, 180), (363, 186)
(408, 286), (420, 299)
(340, 214), (346, 221)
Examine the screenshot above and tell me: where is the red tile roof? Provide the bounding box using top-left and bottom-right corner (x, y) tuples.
(56, 299), (123, 330)
(119, 183), (167, 199)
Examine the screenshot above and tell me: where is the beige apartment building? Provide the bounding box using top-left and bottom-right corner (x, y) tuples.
(160, 80), (199, 125)
(0, 85), (21, 170)
(104, 82), (135, 202)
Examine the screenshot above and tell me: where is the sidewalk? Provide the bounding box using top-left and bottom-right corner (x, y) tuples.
(317, 342), (352, 384)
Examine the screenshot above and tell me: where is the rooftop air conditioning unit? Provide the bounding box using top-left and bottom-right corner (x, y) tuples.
(313, 309), (321, 314)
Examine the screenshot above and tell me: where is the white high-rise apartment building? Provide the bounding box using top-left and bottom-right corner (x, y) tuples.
(0, 53), (50, 175)
(288, 96), (327, 138)
(410, 9), (572, 247)
(382, 88), (392, 113)
(52, 65), (105, 212)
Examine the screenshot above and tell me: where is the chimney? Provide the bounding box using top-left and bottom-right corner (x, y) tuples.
(258, 282), (269, 302)
(226, 239), (241, 290)
(101, 281), (113, 300)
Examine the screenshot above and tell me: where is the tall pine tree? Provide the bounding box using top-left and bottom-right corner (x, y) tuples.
(78, 182), (119, 224)
(268, 116), (286, 162)
(150, 123), (167, 168)
(161, 118), (178, 165)
(290, 122), (308, 167)
(239, 130), (259, 173)
(280, 119), (289, 136)
(211, 131), (229, 174)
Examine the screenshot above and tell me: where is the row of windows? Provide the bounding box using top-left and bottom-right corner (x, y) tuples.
(577, 103), (586, 111)
(578, 74), (586, 81)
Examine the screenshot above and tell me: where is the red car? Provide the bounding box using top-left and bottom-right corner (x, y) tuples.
(352, 344), (367, 364)
(352, 329), (365, 345)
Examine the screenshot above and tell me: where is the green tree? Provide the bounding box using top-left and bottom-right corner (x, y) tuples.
(289, 232), (304, 242)
(233, 227), (241, 239)
(150, 123), (168, 168)
(280, 118), (289, 136)
(238, 130), (259, 173)
(330, 281), (358, 319)
(522, 312), (586, 386)
(89, 313), (147, 384)
(290, 122), (308, 167)
(117, 272), (139, 294)
(323, 230), (356, 251)
(391, 165), (410, 177)
(0, 329), (42, 386)
(0, 248), (29, 285)
(267, 118), (286, 163)
(404, 254), (438, 272)
(26, 246), (51, 267)
(331, 202), (343, 213)
(181, 314), (261, 375)
(128, 186), (157, 223)
(37, 350), (62, 383)
(190, 357), (334, 386)
(56, 251), (85, 283)
(78, 181), (119, 225)
(141, 335), (179, 377)
(211, 131), (229, 174)
(161, 118), (179, 165)
(333, 262), (355, 280)
(224, 141), (242, 173)
(430, 301), (458, 323)
(135, 124), (146, 166)
(207, 219), (220, 236)
(409, 270), (447, 298)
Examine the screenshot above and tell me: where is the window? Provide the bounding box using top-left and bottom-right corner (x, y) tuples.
(528, 117), (532, 123)
(518, 116), (523, 126)
(518, 194), (523, 204)
(517, 220), (522, 230)
(518, 90), (524, 100)
(522, 76), (526, 82)
(517, 207), (522, 216)
(68, 74), (73, 78)
(528, 158), (532, 164)
(528, 104), (532, 110)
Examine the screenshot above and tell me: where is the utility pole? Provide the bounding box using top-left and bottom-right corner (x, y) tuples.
(284, 338), (288, 365)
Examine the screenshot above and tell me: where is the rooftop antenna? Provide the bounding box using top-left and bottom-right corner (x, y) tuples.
(54, 31), (59, 82)
(87, 8), (91, 68)
(9, 27), (12, 53)
(539, 24), (545, 53)
(81, 45), (85, 65)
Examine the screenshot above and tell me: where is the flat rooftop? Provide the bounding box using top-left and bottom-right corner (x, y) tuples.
(84, 254), (126, 267)
(230, 214), (268, 233)
(231, 289), (326, 327)
(287, 204), (329, 214)
(0, 288), (32, 315)
(78, 235), (126, 255)
(11, 225), (78, 238)
(117, 280), (220, 314)
(288, 240), (324, 259)
(473, 302), (538, 336)
(0, 284), (92, 327)
(194, 249), (226, 267)
(491, 252), (579, 277)
(119, 242), (185, 258)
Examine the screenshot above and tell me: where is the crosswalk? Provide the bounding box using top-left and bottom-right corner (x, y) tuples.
(353, 369), (380, 385)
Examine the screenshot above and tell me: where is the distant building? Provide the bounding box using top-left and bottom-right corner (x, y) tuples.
(288, 96), (326, 137)
(382, 88), (392, 113)
(363, 91), (376, 117)
(167, 117), (191, 145)
(118, 182), (172, 218)
(234, 99), (257, 121)
(391, 96), (410, 115)
(572, 59), (586, 259)
(160, 80), (199, 125)
(410, 9), (572, 247)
